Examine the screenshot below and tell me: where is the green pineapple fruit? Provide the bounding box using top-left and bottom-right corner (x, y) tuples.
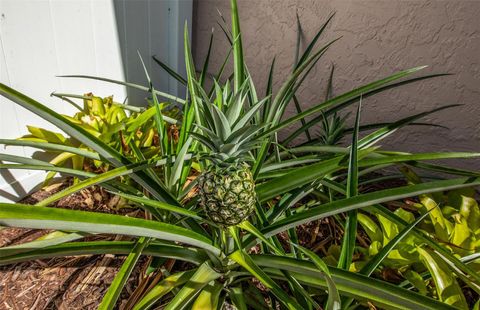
(192, 79), (267, 226)
(198, 163), (255, 226)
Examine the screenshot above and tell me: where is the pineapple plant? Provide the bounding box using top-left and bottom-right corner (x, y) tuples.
(1, 0), (480, 309)
(193, 80), (266, 226)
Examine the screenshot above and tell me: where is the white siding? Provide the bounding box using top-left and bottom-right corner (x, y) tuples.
(0, 0), (192, 202)
(0, 0), (126, 202)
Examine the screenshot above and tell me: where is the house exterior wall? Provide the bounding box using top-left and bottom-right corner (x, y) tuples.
(0, 0), (192, 202)
(193, 0), (480, 167)
(0, 0), (127, 202)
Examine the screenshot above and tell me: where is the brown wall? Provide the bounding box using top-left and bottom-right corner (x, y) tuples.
(193, 0), (480, 167)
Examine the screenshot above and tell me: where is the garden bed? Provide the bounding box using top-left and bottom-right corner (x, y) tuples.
(0, 182), (145, 309)
(5, 176), (477, 309)
(1, 0), (479, 308)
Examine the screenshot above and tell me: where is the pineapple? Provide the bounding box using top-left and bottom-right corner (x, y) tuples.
(198, 163), (255, 226)
(192, 79), (267, 226)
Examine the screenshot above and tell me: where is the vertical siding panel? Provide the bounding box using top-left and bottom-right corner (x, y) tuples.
(0, 0), (127, 201)
(149, 0), (171, 94)
(0, 0), (190, 201)
(0, 33), (30, 201)
(121, 0), (150, 105)
(90, 0), (126, 101)
(0, 0), (63, 201)
(112, 0), (191, 104)
(169, 0), (191, 99)
(49, 0), (97, 111)
(0, 0), (63, 131)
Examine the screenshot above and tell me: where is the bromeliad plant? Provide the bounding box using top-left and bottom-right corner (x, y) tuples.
(357, 185), (479, 308)
(1, 92), (181, 186)
(1, 0), (480, 309)
(324, 171), (480, 308)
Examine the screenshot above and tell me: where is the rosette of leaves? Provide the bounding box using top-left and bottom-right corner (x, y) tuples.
(0, 0), (480, 309)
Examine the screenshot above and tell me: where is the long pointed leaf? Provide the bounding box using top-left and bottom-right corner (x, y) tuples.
(99, 237), (149, 310)
(262, 177), (480, 237)
(230, 0), (244, 93)
(152, 55), (187, 85)
(59, 75), (185, 104)
(0, 139), (100, 160)
(230, 250), (303, 310)
(262, 66), (428, 138)
(338, 100), (361, 270)
(253, 255), (454, 310)
(0, 203), (219, 255)
(134, 270), (195, 310)
(164, 263), (221, 310)
(0, 241), (207, 266)
(291, 243), (341, 310)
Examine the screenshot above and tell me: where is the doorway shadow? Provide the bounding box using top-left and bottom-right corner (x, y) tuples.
(112, 0), (191, 106)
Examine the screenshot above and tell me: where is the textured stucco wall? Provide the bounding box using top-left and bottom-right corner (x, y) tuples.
(193, 0), (480, 168)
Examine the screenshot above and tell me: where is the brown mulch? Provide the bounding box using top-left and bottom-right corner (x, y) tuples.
(0, 255), (147, 310)
(3, 172), (475, 308)
(0, 179), (147, 310)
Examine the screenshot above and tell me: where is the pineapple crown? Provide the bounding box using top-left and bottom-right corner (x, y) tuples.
(190, 77), (269, 165)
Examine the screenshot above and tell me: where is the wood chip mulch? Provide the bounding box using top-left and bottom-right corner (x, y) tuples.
(0, 179), (146, 310)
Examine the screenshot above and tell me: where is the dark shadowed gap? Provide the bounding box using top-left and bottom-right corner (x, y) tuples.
(113, 0), (192, 106)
